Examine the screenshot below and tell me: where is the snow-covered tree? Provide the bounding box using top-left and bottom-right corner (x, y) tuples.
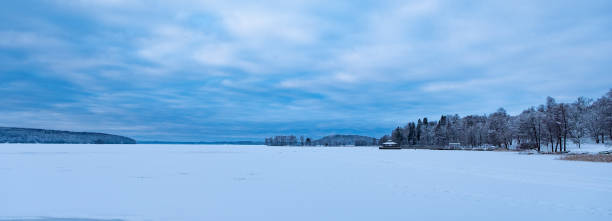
(568, 97), (591, 148)
(488, 108), (511, 148)
(392, 127), (404, 145)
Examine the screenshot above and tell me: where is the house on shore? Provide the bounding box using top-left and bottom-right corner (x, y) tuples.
(380, 140), (400, 149)
(449, 143), (461, 149)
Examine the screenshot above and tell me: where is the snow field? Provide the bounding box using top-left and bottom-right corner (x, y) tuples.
(1, 144), (611, 221)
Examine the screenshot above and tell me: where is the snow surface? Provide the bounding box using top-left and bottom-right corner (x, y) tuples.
(1, 144), (611, 221)
(565, 143), (612, 154)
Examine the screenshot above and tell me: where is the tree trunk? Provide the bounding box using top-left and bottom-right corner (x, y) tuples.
(563, 135), (567, 152)
(550, 134), (555, 152)
(551, 137), (554, 152)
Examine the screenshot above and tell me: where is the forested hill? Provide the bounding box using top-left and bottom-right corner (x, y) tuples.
(314, 135), (378, 146)
(0, 127), (136, 144)
(265, 134), (378, 146)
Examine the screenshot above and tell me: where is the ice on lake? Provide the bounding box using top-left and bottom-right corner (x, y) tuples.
(1, 144), (611, 221)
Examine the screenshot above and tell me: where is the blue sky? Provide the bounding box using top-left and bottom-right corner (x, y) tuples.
(1, 0), (611, 141)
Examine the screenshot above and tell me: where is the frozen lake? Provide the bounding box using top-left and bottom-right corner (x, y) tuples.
(1, 144), (611, 221)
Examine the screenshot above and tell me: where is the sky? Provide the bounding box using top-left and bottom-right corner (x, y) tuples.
(1, 0), (611, 141)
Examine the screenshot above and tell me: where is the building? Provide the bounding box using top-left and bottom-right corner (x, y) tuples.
(380, 140), (400, 149)
(449, 143), (461, 149)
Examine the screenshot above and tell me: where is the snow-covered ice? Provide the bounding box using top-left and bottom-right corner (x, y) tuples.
(1, 144), (611, 221)
(565, 143), (612, 154)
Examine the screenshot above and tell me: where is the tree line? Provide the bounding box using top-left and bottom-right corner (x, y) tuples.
(265, 134), (378, 146)
(381, 89), (612, 152)
(0, 127), (136, 144)
(265, 135), (312, 146)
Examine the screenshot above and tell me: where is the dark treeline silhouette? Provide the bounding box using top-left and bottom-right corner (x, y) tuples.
(265, 134), (377, 146)
(380, 89), (612, 152)
(265, 135), (304, 146)
(313, 135), (377, 146)
(0, 127), (136, 144)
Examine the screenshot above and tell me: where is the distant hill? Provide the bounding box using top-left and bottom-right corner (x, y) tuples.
(0, 127), (136, 144)
(314, 134), (378, 146)
(138, 141), (264, 145)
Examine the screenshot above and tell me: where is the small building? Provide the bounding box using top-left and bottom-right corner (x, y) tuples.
(380, 140), (400, 149)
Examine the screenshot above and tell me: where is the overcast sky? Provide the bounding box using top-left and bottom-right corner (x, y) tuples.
(1, 0), (611, 141)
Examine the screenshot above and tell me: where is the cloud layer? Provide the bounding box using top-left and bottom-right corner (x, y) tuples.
(1, 0), (611, 141)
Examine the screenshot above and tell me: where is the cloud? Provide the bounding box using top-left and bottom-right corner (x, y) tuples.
(420, 77), (518, 93)
(220, 9), (319, 44)
(0, 0), (611, 141)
